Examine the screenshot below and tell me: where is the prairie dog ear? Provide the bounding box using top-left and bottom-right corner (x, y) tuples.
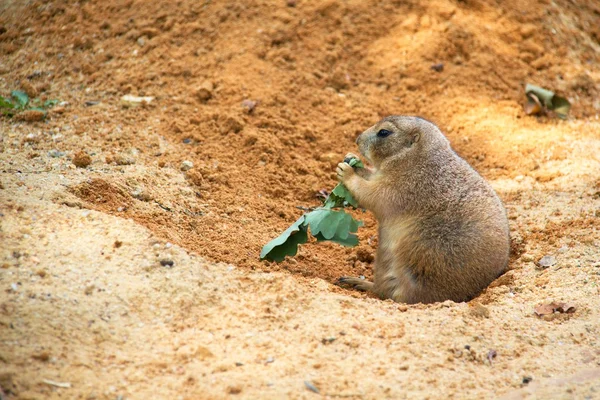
(410, 129), (421, 145)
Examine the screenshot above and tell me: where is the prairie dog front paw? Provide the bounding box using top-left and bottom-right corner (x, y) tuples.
(336, 162), (355, 183)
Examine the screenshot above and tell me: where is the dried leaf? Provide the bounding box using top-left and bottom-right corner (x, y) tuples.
(555, 303), (576, 313)
(524, 84), (571, 119)
(524, 93), (542, 115)
(537, 255), (556, 268)
(534, 302), (576, 316)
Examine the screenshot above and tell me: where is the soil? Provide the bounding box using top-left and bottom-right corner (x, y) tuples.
(1, 0), (600, 398)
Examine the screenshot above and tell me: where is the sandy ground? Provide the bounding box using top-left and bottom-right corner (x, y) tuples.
(1, 0), (600, 399)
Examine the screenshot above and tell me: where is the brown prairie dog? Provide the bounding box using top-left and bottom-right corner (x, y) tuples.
(336, 116), (510, 304)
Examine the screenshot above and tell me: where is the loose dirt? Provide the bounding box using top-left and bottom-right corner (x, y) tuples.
(1, 0), (599, 398)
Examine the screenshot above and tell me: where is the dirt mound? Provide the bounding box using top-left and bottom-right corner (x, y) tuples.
(3, 0), (599, 281)
(1, 0), (600, 398)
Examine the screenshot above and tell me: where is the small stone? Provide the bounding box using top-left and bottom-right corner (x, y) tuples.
(196, 81), (214, 102)
(286, 0), (297, 7)
(85, 285), (95, 295)
(521, 253), (534, 262)
(32, 351), (50, 362)
(537, 255), (556, 269)
(321, 337), (336, 344)
(17, 109), (46, 122)
(469, 302), (490, 318)
(160, 259), (174, 267)
(522, 376), (533, 384)
(227, 385), (242, 395)
(72, 151), (92, 168)
(120, 95), (154, 108)
(180, 160), (194, 171)
(403, 78), (419, 91)
(241, 99), (258, 113)
(219, 115), (244, 134)
(431, 63), (444, 72)
(113, 154), (136, 165)
(304, 381), (319, 394)
(48, 149), (66, 158)
(21, 80), (38, 97)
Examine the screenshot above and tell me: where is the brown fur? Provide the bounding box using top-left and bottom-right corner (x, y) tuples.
(336, 116), (509, 304)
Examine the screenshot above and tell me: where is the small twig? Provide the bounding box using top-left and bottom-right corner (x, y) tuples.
(296, 206), (318, 212)
(155, 201), (172, 212)
(2, 169), (50, 174)
(325, 393), (365, 398)
(42, 379), (71, 388)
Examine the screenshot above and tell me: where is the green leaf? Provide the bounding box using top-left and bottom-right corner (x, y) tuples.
(525, 83), (571, 118)
(348, 158), (364, 168)
(324, 183), (359, 208)
(306, 208), (347, 239)
(552, 96), (571, 119)
(525, 84), (554, 108)
(260, 216), (309, 262)
(314, 232), (359, 247)
(11, 90), (29, 108)
(260, 155), (367, 262)
(305, 208), (363, 242)
(44, 99), (59, 108)
(0, 96), (15, 109)
(323, 157), (364, 209)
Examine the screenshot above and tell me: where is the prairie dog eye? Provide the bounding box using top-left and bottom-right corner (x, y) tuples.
(377, 129), (393, 138)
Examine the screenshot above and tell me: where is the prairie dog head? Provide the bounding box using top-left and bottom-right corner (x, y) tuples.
(356, 116), (449, 168)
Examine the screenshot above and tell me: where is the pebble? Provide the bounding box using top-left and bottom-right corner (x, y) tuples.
(120, 95), (154, 108)
(18, 110), (46, 122)
(241, 99), (257, 113)
(521, 253), (534, 262)
(48, 149), (66, 158)
(180, 160), (194, 171)
(537, 255), (556, 269)
(113, 154), (136, 166)
(431, 62), (444, 72)
(196, 81), (213, 102)
(72, 151), (92, 168)
(304, 381), (319, 394)
(160, 259), (174, 267)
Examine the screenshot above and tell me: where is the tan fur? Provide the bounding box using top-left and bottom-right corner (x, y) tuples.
(336, 116), (509, 304)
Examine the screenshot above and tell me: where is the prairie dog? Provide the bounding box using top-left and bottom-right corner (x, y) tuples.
(336, 116), (509, 304)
